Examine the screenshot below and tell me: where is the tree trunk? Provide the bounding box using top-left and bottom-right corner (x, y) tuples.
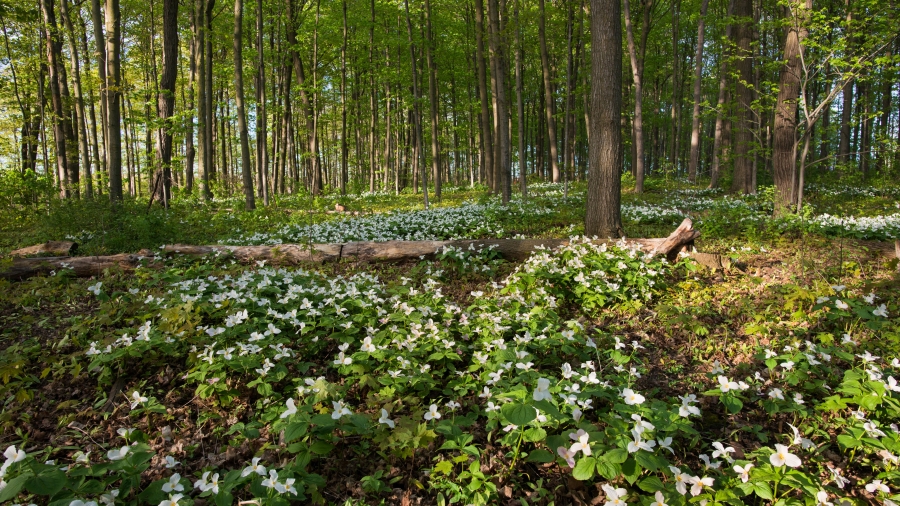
(340, 0), (348, 195)
(474, 0), (493, 190)
(729, 0), (755, 194)
(232, 0), (255, 210)
(486, 0), (510, 203)
(149, 0), (178, 208)
(404, 0), (429, 209)
(256, 0), (269, 204)
(623, 0), (646, 194)
(772, 0), (811, 214)
(710, 0), (736, 188)
(41, 0), (76, 199)
(687, 0), (710, 183)
(538, 0), (560, 183)
(515, 0), (526, 199)
(586, 0), (623, 238)
(424, 0), (442, 201)
(60, 0), (92, 198)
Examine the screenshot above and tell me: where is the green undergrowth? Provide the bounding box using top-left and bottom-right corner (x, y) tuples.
(0, 230), (898, 505)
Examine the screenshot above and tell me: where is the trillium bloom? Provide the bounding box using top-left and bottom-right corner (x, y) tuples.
(669, 466), (689, 495)
(159, 494), (184, 506)
(717, 376), (739, 393)
(3, 445), (25, 464)
(280, 398), (297, 419)
(378, 409), (395, 429)
(733, 463), (753, 483)
(873, 304), (889, 318)
(569, 432), (591, 456)
(276, 477), (298, 495)
(557, 446), (576, 467)
(241, 457), (267, 477)
(424, 404), (441, 421)
(769, 444), (802, 468)
(164, 455), (180, 469)
(621, 388), (645, 405)
(533, 378), (552, 402)
(865, 480), (890, 493)
(815, 491), (833, 506)
(657, 436), (673, 454)
(130, 391), (148, 410)
(162, 474), (184, 493)
(331, 400), (352, 420)
(711, 442), (735, 462)
(107, 446), (129, 461)
(261, 469), (280, 489)
(600, 484), (628, 506)
(688, 476), (714, 496)
(651, 491), (667, 506)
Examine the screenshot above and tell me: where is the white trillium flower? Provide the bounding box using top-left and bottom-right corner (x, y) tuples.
(424, 404), (441, 421)
(533, 378), (552, 402)
(280, 398), (297, 419)
(162, 474), (184, 493)
(769, 444), (801, 467)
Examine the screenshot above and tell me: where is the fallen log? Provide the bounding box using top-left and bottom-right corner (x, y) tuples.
(9, 241), (77, 257)
(1, 219), (699, 280)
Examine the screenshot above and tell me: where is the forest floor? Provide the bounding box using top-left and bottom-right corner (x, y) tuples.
(0, 180), (899, 506)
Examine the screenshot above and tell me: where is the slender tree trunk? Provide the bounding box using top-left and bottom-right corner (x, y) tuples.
(404, 0), (428, 208)
(149, 0), (178, 208)
(368, 0), (377, 193)
(256, 0), (268, 204)
(340, 0), (348, 195)
(486, 0), (510, 203)
(515, 0), (526, 199)
(538, 0), (560, 182)
(687, 0), (710, 183)
(232, 0), (254, 209)
(710, 0), (736, 188)
(41, 0), (78, 199)
(474, 0), (493, 190)
(586, 0), (623, 237)
(60, 0), (92, 198)
(623, 0), (646, 194)
(424, 0), (442, 201)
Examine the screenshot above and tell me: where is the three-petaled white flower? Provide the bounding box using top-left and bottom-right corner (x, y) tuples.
(241, 457), (267, 477)
(601, 483), (627, 506)
(280, 398), (297, 419)
(865, 480), (890, 493)
(769, 444), (801, 468)
(162, 474), (184, 493)
(424, 404), (441, 421)
(130, 391), (148, 410)
(378, 409), (395, 428)
(688, 476), (714, 496)
(569, 432), (591, 456)
(331, 400), (352, 420)
(621, 388), (645, 405)
(733, 463), (753, 483)
(533, 378), (552, 402)
(107, 446), (129, 461)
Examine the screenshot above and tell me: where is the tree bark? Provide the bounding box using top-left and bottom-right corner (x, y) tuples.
(404, 0), (429, 209)
(60, 0), (92, 198)
(515, 0), (526, 199)
(486, 0), (510, 203)
(424, 0), (442, 201)
(772, 0), (811, 215)
(623, 0), (646, 194)
(233, 0), (255, 210)
(586, 0), (624, 238)
(687, 0), (710, 183)
(538, 0), (560, 183)
(41, 0), (77, 199)
(729, 0), (755, 194)
(2, 220), (700, 281)
(709, 0), (736, 188)
(150, 0), (179, 208)
(474, 0), (493, 190)
(256, 0), (269, 204)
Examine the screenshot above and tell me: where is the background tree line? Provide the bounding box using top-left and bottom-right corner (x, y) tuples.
(0, 0), (897, 212)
